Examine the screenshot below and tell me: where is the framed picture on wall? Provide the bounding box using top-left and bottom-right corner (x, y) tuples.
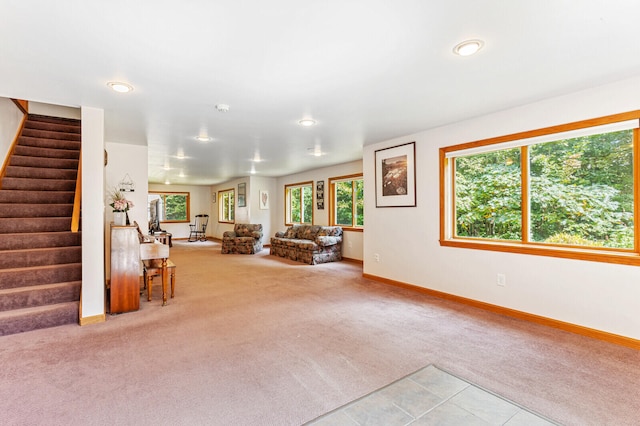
(316, 180), (324, 210)
(375, 141), (416, 207)
(212, 192), (217, 203)
(259, 190), (269, 209)
(237, 183), (246, 207)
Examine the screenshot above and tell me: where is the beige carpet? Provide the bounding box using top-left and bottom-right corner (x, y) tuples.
(0, 239), (638, 425)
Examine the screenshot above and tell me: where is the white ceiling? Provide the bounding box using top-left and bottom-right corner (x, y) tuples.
(2, 1), (640, 185)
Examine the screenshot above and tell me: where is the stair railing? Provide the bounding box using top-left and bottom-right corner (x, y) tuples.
(0, 99), (28, 190)
(71, 154), (81, 232)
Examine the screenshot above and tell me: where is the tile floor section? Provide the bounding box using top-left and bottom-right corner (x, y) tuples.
(306, 365), (559, 426)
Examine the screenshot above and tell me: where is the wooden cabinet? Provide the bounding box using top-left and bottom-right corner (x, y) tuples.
(110, 224), (140, 313)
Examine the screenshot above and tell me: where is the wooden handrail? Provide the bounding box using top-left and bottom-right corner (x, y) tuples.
(0, 100), (28, 190)
(71, 154), (82, 232)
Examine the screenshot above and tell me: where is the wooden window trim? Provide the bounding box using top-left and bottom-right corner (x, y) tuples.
(284, 181), (314, 226)
(440, 110), (640, 266)
(149, 191), (190, 223)
(218, 188), (235, 224)
(329, 173), (364, 231)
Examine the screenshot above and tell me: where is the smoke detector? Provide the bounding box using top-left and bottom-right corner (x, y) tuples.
(216, 104), (230, 113)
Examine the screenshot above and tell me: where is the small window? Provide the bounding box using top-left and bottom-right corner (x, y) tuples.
(329, 174), (364, 230)
(219, 188), (235, 223)
(148, 192), (190, 223)
(285, 181), (313, 225)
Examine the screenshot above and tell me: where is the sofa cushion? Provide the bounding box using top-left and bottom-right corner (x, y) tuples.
(297, 225), (322, 240)
(317, 236), (340, 247)
(284, 227), (297, 239)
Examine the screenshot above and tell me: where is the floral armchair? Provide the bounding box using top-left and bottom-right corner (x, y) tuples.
(221, 223), (264, 254)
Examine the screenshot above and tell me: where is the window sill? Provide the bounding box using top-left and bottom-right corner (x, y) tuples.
(440, 238), (640, 266)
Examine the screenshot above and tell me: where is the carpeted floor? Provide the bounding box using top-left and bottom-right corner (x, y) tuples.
(0, 239), (638, 425)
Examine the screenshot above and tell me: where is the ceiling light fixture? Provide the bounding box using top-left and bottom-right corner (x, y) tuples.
(298, 119), (317, 127)
(107, 81), (134, 93)
(216, 104), (230, 113)
(453, 39), (484, 56)
(195, 136), (212, 142)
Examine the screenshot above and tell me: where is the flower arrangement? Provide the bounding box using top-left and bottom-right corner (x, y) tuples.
(109, 188), (134, 212)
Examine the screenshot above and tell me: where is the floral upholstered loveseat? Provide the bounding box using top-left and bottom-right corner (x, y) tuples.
(270, 225), (343, 264)
(222, 223), (263, 254)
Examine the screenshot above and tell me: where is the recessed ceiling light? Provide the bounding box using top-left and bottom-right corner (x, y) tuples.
(195, 136), (212, 142)
(107, 81), (134, 93)
(307, 147), (323, 157)
(298, 119), (317, 127)
(165, 180), (171, 185)
(453, 39), (484, 56)
(216, 104), (230, 113)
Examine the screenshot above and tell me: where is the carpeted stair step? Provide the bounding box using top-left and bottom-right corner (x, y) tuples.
(0, 190), (74, 204)
(24, 118), (80, 134)
(0, 203), (73, 218)
(0, 281), (81, 312)
(13, 145), (80, 160)
(9, 155), (78, 170)
(0, 231), (81, 250)
(0, 263), (82, 290)
(0, 217), (72, 233)
(20, 128), (81, 142)
(0, 246), (81, 269)
(0, 301), (79, 336)
(1, 177), (76, 191)
(27, 114), (80, 126)
(18, 135), (81, 151)
(4, 165), (77, 180)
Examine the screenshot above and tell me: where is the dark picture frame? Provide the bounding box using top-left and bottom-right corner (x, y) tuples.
(316, 180), (325, 210)
(375, 141), (416, 207)
(237, 182), (246, 207)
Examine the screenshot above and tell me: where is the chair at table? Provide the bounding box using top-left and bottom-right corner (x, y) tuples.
(139, 241), (172, 306)
(188, 214), (209, 242)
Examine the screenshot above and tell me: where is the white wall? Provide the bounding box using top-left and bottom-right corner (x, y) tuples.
(148, 183), (211, 239)
(29, 101), (81, 120)
(105, 142), (149, 232)
(80, 107), (106, 320)
(248, 175), (277, 245)
(0, 97), (23, 165)
(275, 160), (364, 261)
(363, 75), (640, 340)
(210, 177), (250, 239)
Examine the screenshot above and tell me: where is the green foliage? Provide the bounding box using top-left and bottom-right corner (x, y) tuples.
(456, 149), (522, 240)
(455, 129), (634, 249)
(335, 179), (364, 227)
(165, 194), (187, 221)
(289, 185), (313, 224)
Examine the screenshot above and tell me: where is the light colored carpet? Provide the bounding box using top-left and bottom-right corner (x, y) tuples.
(0, 239), (638, 425)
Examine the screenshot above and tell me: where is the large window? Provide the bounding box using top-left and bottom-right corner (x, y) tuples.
(219, 188), (235, 223)
(441, 111), (640, 265)
(148, 192), (190, 223)
(329, 174), (364, 230)
(285, 181), (313, 225)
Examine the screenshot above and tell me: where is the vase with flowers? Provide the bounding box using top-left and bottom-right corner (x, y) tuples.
(109, 188), (134, 226)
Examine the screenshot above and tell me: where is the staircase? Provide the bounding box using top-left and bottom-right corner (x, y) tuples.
(0, 114), (82, 336)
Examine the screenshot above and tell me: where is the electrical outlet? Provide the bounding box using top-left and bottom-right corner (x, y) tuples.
(497, 273), (506, 287)
(374, 253), (380, 262)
